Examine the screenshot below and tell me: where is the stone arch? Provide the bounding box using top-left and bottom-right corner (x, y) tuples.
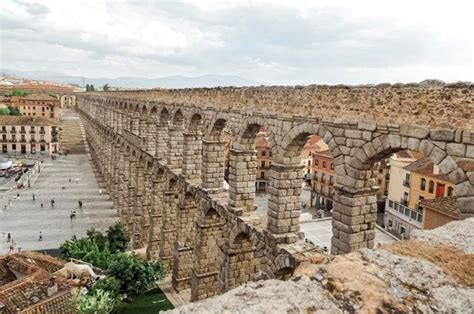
(233, 116), (276, 151)
(272, 253), (296, 280)
(188, 113), (203, 132)
(173, 109), (185, 126)
(160, 108), (170, 124)
(208, 118), (227, 140)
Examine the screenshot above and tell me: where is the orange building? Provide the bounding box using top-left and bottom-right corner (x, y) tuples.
(255, 132), (272, 191)
(311, 146), (335, 210)
(17, 94), (60, 120)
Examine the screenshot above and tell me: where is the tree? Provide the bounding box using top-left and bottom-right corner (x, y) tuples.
(59, 237), (113, 269)
(85, 84), (90, 91)
(90, 84), (95, 91)
(89, 276), (121, 298)
(86, 228), (107, 249)
(106, 223), (130, 253)
(0, 107), (10, 115)
(8, 106), (21, 115)
(103, 84), (110, 92)
(107, 253), (166, 298)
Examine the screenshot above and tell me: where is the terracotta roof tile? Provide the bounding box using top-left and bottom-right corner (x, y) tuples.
(421, 196), (461, 219)
(0, 116), (58, 126)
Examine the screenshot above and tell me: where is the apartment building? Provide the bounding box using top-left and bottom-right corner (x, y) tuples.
(17, 94), (60, 120)
(0, 116), (59, 155)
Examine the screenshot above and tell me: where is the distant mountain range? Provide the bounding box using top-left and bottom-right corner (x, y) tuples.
(1, 69), (262, 89)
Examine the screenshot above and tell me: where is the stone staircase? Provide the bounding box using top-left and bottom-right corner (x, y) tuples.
(59, 108), (87, 154)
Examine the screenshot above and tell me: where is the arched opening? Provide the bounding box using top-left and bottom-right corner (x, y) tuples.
(182, 114), (203, 180)
(267, 125), (332, 244)
(229, 119), (274, 215)
(155, 108), (170, 160)
(167, 110), (185, 170)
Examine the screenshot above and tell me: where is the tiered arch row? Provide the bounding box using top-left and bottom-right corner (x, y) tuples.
(78, 92), (474, 300)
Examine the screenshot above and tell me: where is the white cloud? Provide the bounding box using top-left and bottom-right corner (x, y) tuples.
(0, 0), (473, 84)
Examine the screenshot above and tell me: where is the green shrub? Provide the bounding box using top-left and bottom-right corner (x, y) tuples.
(106, 223), (130, 253)
(107, 253), (166, 298)
(60, 237), (113, 269)
(75, 289), (118, 314)
(90, 276), (121, 298)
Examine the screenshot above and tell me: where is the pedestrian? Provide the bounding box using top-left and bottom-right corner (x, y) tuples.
(32, 193), (35, 201)
(69, 178), (72, 183)
(65, 151), (68, 157)
(99, 189), (102, 195)
(62, 184), (65, 190)
(16, 193), (20, 198)
(51, 199), (55, 207)
(38, 231), (43, 241)
(40, 202), (43, 208)
(75, 178), (78, 184)
(7, 233), (11, 242)
(78, 200), (82, 208)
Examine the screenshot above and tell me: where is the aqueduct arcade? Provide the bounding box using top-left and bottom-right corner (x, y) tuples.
(77, 83), (474, 300)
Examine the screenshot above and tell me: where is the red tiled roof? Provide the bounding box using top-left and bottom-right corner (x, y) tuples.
(421, 196), (460, 219)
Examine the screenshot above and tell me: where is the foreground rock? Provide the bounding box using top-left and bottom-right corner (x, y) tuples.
(168, 218), (474, 313)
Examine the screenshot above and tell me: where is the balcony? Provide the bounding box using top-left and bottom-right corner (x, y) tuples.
(30, 130), (36, 134)
(0, 129), (6, 134)
(19, 138), (26, 143)
(19, 129), (26, 134)
(30, 138), (36, 143)
(402, 180), (411, 187)
(400, 198), (409, 206)
(39, 130), (46, 134)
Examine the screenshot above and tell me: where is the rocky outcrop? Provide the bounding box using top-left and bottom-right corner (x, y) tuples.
(168, 218), (474, 313)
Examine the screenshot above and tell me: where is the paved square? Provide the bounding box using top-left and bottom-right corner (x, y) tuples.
(0, 153), (118, 254)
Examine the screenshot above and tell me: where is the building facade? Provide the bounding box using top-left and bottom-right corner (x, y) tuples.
(255, 132), (272, 191)
(311, 147), (335, 210)
(16, 94), (61, 120)
(0, 116), (59, 155)
(384, 154), (456, 239)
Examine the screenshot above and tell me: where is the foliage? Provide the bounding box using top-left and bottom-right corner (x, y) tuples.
(7, 106), (21, 115)
(86, 228), (108, 250)
(106, 223), (130, 253)
(0, 107), (10, 115)
(90, 276), (121, 298)
(86, 84), (96, 92)
(116, 288), (174, 313)
(48, 92), (57, 98)
(107, 253), (167, 298)
(59, 237), (113, 269)
(75, 289), (118, 314)
(103, 84), (110, 91)
(11, 90), (31, 96)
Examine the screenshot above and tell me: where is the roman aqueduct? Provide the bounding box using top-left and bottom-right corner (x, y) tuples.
(77, 83), (473, 301)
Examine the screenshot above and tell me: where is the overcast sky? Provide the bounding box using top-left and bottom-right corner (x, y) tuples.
(1, 0), (473, 85)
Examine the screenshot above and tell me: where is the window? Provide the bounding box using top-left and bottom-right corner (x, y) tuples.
(323, 161), (326, 168)
(403, 192), (409, 204)
(2, 134), (5, 141)
(315, 159), (318, 166)
(410, 210), (417, 220)
(31, 134), (35, 140)
(12, 134), (16, 140)
(388, 220), (393, 228)
(417, 212), (423, 223)
(400, 226), (406, 235)
(321, 173), (326, 183)
(314, 171), (318, 181)
(378, 179), (382, 185)
(421, 178), (426, 190)
(389, 200), (394, 208)
(429, 180), (434, 193)
(40, 134), (45, 141)
(330, 163), (334, 170)
(261, 151), (266, 157)
(260, 171), (265, 179)
(12, 144), (16, 150)
(447, 186), (454, 196)
(394, 203), (399, 211)
(399, 205), (404, 214)
(307, 160), (311, 166)
(269, 151), (272, 157)
(261, 161), (265, 168)
(404, 207), (410, 216)
(329, 176), (334, 185)
(379, 168), (383, 174)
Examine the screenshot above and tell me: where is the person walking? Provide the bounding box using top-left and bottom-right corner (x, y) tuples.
(62, 184), (65, 190)
(78, 200), (83, 209)
(38, 231), (43, 241)
(40, 202), (43, 209)
(51, 199), (55, 207)
(32, 193), (35, 201)
(7, 233), (11, 243)
(69, 178), (72, 183)
(75, 178), (79, 184)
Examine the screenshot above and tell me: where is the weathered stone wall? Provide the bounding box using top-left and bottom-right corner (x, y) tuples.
(88, 83), (473, 130)
(78, 83), (473, 301)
